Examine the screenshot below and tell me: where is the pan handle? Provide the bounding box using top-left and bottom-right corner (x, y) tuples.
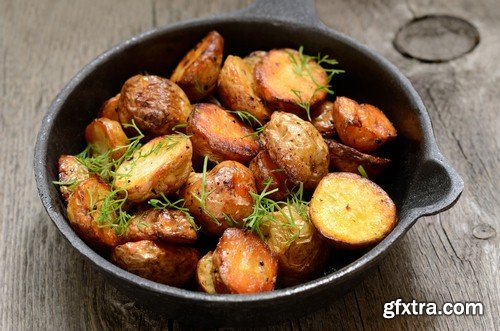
(236, 0), (321, 26)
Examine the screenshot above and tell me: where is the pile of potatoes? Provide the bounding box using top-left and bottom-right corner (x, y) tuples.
(57, 31), (398, 293)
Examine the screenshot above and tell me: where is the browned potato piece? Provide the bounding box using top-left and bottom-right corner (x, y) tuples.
(311, 100), (336, 138)
(85, 117), (128, 160)
(57, 155), (89, 201)
(99, 93), (121, 122)
(111, 240), (199, 287)
(170, 31), (224, 102)
(262, 205), (330, 286)
(196, 251), (217, 294)
(122, 208), (197, 244)
(114, 134), (192, 203)
(310, 172), (397, 249)
(249, 151), (291, 201)
(262, 112), (329, 189)
(326, 139), (391, 176)
(332, 96), (397, 152)
(243, 50), (267, 71)
(213, 228), (278, 294)
(187, 103), (259, 164)
(118, 75), (191, 137)
(255, 48), (328, 115)
(218, 55), (271, 123)
(181, 161), (256, 236)
(66, 177), (119, 250)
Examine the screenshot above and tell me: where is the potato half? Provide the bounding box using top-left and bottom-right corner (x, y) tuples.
(58, 155), (89, 201)
(85, 117), (128, 160)
(310, 172), (397, 249)
(114, 134), (192, 202)
(99, 93), (121, 122)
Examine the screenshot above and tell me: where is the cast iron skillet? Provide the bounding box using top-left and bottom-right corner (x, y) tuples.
(34, 0), (464, 327)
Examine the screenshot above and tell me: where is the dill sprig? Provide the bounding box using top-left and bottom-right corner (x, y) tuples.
(148, 193), (200, 231)
(89, 186), (132, 236)
(191, 156), (221, 225)
(227, 110), (263, 127)
(358, 165), (369, 179)
(244, 179), (281, 240)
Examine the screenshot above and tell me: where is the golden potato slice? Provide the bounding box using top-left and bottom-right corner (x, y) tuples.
(114, 134), (192, 203)
(186, 103), (259, 164)
(218, 55), (271, 123)
(66, 177), (119, 250)
(122, 208), (197, 244)
(118, 74), (191, 137)
(332, 96), (397, 152)
(170, 31), (224, 102)
(243, 50), (267, 72)
(57, 155), (89, 201)
(196, 251), (217, 294)
(310, 172), (397, 249)
(262, 111), (329, 189)
(261, 205), (330, 286)
(111, 240), (199, 287)
(85, 117), (128, 160)
(99, 93), (121, 122)
(249, 150), (291, 201)
(212, 228), (278, 294)
(255, 48), (328, 115)
(181, 161), (256, 236)
(326, 139), (391, 176)
(311, 100), (336, 138)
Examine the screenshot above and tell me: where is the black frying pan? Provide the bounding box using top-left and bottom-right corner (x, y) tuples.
(34, 0), (464, 327)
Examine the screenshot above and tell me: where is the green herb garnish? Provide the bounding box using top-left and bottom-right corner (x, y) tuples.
(148, 193), (200, 231)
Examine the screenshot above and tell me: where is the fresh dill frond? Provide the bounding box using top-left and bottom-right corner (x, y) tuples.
(191, 156), (220, 225)
(227, 110), (263, 127)
(358, 165), (369, 179)
(148, 193), (200, 231)
(89, 187), (132, 236)
(244, 178), (281, 240)
(172, 123), (188, 131)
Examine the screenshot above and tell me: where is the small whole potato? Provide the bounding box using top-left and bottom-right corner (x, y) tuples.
(262, 111), (329, 189)
(118, 74), (191, 137)
(85, 117), (129, 160)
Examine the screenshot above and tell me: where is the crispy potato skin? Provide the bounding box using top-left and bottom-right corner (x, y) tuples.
(99, 93), (121, 122)
(262, 206), (330, 286)
(170, 31), (224, 102)
(85, 117), (128, 160)
(255, 49), (328, 115)
(332, 96), (397, 152)
(111, 240), (199, 287)
(213, 228), (278, 294)
(118, 75), (191, 137)
(311, 100), (336, 138)
(187, 103), (260, 164)
(310, 172), (397, 249)
(262, 112), (329, 189)
(181, 161), (256, 236)
(249, 151), (291, 201)
(196, 251), (217, 294)
(66, 177), (119, 250)
(58, 155), (89, 201)
(122, 208), (197, 244)
(114, 135), (192, 203)
(218, 55), (271, 123)
(326, 139), (391, 176)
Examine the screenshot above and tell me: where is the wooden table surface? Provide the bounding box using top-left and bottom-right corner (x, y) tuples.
(1, 0), (498, 330)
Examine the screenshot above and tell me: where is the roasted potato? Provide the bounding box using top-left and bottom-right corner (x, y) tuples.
(118, 74), (191, 137)
(170, 31), (224, 102)
(326, 139), (391, 176)
(332, 96), (397, 152)
(249, 150), (291, 201)
(261, 205), (330, 286)
(122, 208), (197, 244)
(218, 55), (271, 123)
(99, 93), (121, 122)
(66, 177), (119, 250)
(311, 100), (336, 138)
(212, 228), (278, 294)
(243, 50), (267, 71)
(310, 172), (397, 249)
(255, 48), (328, 115)
(181, 160), (256, 236)
(114, 134), (192, 203)
(262, 111), (329, 189)
(111, 240), (199, 287)
(57, 155), (89, 201)
(186, 103), (260, 164)
(196, 251), (217, 294)
(85, 117), (128, 160)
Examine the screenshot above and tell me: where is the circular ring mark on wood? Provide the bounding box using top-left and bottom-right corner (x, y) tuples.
(394, 15), (480, 63)
(472, 224), (496, 240)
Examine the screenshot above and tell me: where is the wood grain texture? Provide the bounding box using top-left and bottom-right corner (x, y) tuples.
(0, 0), (498, 330)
